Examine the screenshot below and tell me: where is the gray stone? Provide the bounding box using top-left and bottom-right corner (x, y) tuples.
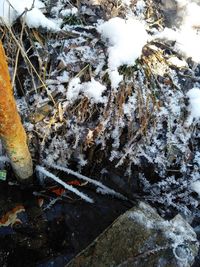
(66, 202), (199, 267)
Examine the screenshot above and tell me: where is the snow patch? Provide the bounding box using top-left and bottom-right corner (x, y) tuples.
(186, 88), (200, 126)
(60, 7), (78, 17)
(156, 27), (200, 63)
(0, 0), (59, 30)
(167, 56), (188, 68)
(97, 17), (148, 88)
(136, 0), (146, 13)
(24, 8), (59, 30)
(155, 1), (200, 63)
(178, 0), (200, 29)
(121, 0), (131, 6)
(67, 77), (107, 104)
(57, 71), (69, 83)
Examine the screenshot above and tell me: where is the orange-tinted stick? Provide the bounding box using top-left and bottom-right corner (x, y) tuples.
(0, 41), (33, 181)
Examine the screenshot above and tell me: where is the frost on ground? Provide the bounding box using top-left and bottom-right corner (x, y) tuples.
(1, 0), (200, 218)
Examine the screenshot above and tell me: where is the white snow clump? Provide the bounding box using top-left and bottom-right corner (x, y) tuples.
(121, 0), (131, 6)
(167, 56), (188, 68)
(0, 0), (60, 30)
(177, 0), (200, 29)
(155, 0), (200, 63)
(97, 17), (148, 88)
(135, 0), (146, 13)
(67, 77), (107, 104)
(186, 87), (200, 126)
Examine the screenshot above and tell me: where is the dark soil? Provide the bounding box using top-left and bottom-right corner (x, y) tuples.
(0, 169), (131, 267)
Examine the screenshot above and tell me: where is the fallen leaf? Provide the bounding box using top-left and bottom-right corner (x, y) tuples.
(0, 205), (25, 227)
(50, 187), (66, 196)
(67, 180), (83, 186)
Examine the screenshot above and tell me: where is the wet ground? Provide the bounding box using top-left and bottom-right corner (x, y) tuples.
(0, 168), (132, 267)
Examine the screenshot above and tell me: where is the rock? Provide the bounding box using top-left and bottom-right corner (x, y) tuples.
(66, 202), (199, 267)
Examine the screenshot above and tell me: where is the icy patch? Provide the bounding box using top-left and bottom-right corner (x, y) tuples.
(67, 77), (107, 104)
(97, 17), (148, 88)
(194, 152), (200, 167)
(123, 95), (137, 117)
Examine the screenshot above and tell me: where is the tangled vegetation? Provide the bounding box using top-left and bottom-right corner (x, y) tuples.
(0, 0), (200, 219)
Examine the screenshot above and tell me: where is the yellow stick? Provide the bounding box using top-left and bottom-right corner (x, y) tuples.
(0, 41), (33, 181)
